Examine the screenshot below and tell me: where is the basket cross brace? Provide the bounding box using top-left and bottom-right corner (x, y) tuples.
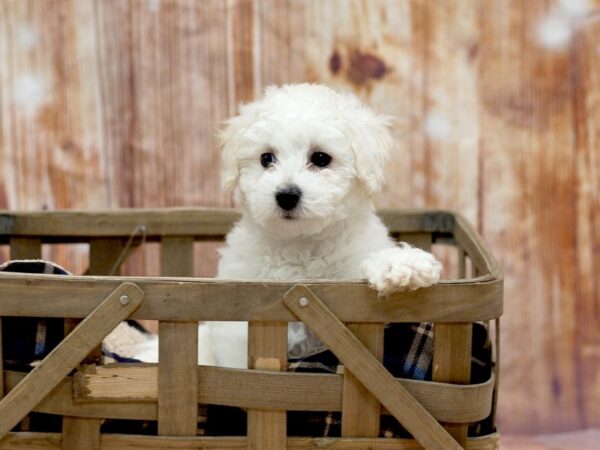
(0, 282), (144, 440)
(283, 285), (463, 450)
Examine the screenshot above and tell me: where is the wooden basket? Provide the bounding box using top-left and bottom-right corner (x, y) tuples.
(0, 208), (502, 450)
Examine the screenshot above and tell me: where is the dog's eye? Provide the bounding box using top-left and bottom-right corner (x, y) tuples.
(260, 152), (276, 168)
(310, 151), (332, 168)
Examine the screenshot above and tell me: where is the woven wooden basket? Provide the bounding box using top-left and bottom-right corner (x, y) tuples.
(0, 208), (502, 450)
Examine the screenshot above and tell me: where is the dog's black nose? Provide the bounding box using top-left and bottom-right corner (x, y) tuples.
(276, 186), (302, 211)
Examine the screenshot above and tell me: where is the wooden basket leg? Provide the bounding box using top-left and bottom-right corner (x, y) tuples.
(247, 321), (287, 450)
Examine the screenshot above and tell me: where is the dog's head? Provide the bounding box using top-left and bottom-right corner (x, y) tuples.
(220, 84), (394, 237)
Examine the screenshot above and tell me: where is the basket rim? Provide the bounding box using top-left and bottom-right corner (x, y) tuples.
(0, 272), (502, 322)
(0, 207), (503, 322)
(0, 207), (502, 278)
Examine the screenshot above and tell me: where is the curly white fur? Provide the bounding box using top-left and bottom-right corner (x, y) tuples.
(125, 84), (442, 366)
(202, 84), (442, 368)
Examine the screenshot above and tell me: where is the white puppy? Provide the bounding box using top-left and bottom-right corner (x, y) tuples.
(199, 84), (442, 368)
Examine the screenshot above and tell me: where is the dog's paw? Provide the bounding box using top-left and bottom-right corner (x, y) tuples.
(360, 245), (442, 295)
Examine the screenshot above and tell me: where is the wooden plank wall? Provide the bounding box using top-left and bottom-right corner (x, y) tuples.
(0, 0), (599, 435)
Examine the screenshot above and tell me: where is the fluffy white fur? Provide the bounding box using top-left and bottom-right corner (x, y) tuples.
(199, 84), (442, 368)
(122, 84), (442, 366)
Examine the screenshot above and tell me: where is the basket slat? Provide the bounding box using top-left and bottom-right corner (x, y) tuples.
(458, 249), (467, 279)
(6, 366), (495, 422)
(158, 237), (198, 436)
(247, 321), (288, 450)
(9, 237), (41, 259)
(342, 323), (384, 436)
(433, 323), (473, 448)
(400, 233), (432, 251)
(61, 417), (100, 450)
(6, 370), (158, 420)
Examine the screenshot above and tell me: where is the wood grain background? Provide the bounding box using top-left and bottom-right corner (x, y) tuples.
(1, 0), (599, 436)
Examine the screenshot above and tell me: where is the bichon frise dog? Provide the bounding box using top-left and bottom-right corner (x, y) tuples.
(197, 83), (442, 368)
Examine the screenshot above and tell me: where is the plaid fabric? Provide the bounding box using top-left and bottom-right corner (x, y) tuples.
(0, 259), (70, 275)
(319, 320), (489, 385)
(402, 322), (434, 380)
(0, 259), (144, 368)
(282, 321), (493, 438)
(0, 260), (69, 369)
(289, 322), (436, 381)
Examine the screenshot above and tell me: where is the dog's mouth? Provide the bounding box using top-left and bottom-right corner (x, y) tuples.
(281, 212), (297, 221)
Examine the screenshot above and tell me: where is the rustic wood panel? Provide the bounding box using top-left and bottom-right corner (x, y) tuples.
(0, 0), (599, 435)
(480, 2), (575, 430)
(573, 16), (600, 430)
(300, 0), (420, 208)
(0, 0), (107, 213)
(478, 1), (600, 433)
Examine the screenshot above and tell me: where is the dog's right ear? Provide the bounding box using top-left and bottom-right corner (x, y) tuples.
(219, 114), (245, 193)
(220, 101), (263, 192)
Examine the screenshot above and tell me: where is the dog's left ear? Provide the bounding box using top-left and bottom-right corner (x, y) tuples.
(348, 110), (395, 196)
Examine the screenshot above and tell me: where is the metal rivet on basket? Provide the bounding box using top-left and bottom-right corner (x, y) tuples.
(119, 294), (130, 305)
(298, 297), (309, 307)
